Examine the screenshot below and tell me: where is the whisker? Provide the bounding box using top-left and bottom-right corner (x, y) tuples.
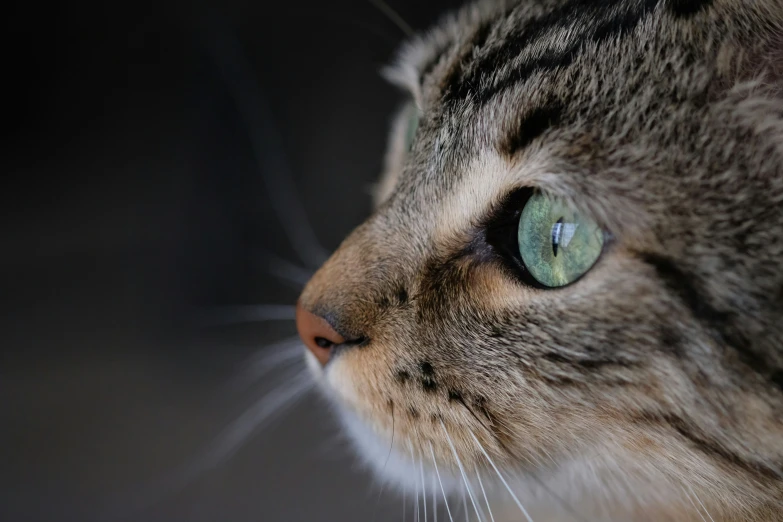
(403, 483), (407, 522)
(475, 469), (495, 522)
(429, 441), (455, 522)
(685, 491), (709, 522)
(262, 252), (315, 287)
(246, 342), (303, 372)
(227, 336), (305, 393)
(206, 370), (313, 466)
(484, 443), (587, 522)
(106, 368), (312, 519)
(199, 304), (296, 327)
(367, 0), (414, 37)
(371, 404), (395, 522)
(420, 455), (428, 522)
(439, 420), (484, 522)
(686, 484), (715, 522)
(410, 445), (420, 522)
(467, 431), (535, 522)
(200, 16), (329, 268)
(432, 475), (438, 522)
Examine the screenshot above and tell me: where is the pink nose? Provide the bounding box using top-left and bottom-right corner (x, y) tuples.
(295, 302), (346, 366)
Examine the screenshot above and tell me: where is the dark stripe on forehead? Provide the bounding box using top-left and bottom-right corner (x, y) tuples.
(421, 7), (511, 89)
(442, 0), (661, 106)
(501, 103), (564, 156)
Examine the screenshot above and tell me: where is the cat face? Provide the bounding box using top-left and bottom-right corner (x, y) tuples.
(297, 0), (783, 518)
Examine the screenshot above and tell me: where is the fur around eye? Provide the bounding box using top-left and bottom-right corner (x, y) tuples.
(517, 192), (605, 288)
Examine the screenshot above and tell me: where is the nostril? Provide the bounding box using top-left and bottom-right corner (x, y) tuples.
(344, 336), (368, 347)
(296, 301), (348, 366)
(315, 337), (334, 349)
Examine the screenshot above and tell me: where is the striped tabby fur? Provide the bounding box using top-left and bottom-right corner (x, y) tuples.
(299, 1), (783, 520)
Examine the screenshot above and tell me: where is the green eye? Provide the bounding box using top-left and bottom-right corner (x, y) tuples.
(517, 192), (604, 288)
(405, 105), (419, 151)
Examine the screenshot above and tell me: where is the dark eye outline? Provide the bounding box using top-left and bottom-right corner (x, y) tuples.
(482, 188), (609, 290)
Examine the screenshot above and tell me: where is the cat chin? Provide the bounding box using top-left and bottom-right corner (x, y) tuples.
(330, 404), (626, 519)
(333, 404), (466, 496)
(305, 352), (689, 518)
(305, 352), (654, 515)
(304, 351), (464, 494)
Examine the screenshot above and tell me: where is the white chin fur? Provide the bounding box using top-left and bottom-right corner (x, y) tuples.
(335, 406), (467, 495)
(305, 352), (464, 495)
(305, 352), (689, 520)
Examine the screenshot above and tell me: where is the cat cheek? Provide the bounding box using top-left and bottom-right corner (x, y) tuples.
(322, 356), (368, 412)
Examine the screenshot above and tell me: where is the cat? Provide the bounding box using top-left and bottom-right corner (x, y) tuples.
(294, 0), (783, 520)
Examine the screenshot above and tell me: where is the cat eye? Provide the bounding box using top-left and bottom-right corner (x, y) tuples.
(517, 192), (604, 288)
(404, 103), (419, 151)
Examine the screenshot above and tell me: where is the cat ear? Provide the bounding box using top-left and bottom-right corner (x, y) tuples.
(374, 102), (416, 208)
(372, 168), (400, 209)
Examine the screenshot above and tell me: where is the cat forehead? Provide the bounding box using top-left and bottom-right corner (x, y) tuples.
(380, 0), (783, 233)
(383, 0), (676, 172)
(381, 0), (683, 237)
(383, 0), (649, 105)
(374, 0), (781, 260)
(383, 0), (768, 111)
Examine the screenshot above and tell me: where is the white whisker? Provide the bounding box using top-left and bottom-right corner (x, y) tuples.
(685, 491), (709, 522)
(201, 20), (329, 267)
(429, 442), (455, 522)
(468, 431), (535, 522)
(686, 484), (715, 522)
(199, 304), (295, 327)
(420, 454), (428, 522)
(114, 369), (312, 517)
(432, 475), (438, 522)
(440, 420), (484, 522)
(411, 446), (420, 522)
(206, 371), (312, 466)
(227, 336), (305, 392)
(246, 345), (303, 375)
(475, 469), (495, 522)
(368, 0), (414, 37)
(403, 483), (407, 522)
(263, 253), (315, 286)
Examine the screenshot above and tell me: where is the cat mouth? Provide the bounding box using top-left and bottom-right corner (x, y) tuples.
(306, 349), (519, 503)
(304, 350), (454, 488)
(332, 401), (468, 497)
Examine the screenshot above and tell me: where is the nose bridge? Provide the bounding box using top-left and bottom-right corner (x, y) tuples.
(298, 212), (423, 337)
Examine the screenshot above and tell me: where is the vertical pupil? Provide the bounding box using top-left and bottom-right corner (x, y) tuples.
(551, 217), (564, 257)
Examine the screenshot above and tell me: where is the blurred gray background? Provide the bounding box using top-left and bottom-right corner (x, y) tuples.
(0, 1), (458, 521)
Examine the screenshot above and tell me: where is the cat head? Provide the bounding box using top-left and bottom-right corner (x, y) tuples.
(297, 0), (783, 518)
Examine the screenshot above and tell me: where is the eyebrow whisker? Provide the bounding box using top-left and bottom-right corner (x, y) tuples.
(368, 0), (414, 37)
